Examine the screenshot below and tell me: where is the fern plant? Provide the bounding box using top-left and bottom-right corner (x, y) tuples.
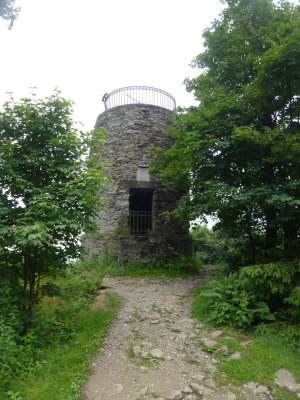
(192, 274), (275, 328)
(240, 261), (300, 313)
(284, 286), (300, 322)
(240, 262), (299, 297)
(192, 261), (299, 329)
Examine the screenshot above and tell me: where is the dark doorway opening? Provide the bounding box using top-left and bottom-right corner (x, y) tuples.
(129, 189), (153, 234)
(129, 188), (153, 212)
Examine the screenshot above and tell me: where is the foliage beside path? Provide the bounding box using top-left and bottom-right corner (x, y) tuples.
(191, 260), (300, 400)
(0, 257), (119, 400)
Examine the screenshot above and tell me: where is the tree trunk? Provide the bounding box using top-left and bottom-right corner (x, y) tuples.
(248, 231), (256, 264)
(283, 223), (299, 260)
(29, 266), (36, 325)
(246, 209), (256, 264)
(265, 208), (278, 257)
(22, 253), (36, 332)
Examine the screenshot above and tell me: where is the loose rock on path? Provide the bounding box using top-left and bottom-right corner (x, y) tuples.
(82, 276), (297, 400)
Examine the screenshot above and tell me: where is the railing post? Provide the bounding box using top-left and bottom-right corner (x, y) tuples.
(120, 211), (153, 235)
(102, 86), (176, 111)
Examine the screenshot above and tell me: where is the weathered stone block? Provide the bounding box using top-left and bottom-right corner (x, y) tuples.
(85, 103), (192, 261)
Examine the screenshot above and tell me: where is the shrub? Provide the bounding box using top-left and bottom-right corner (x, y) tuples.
(240, 262), (300, 316)
(192, 261), (299, 329)
(254, 323), (300, 353)
(0, 256), (106, 395)
(0, 317), (22, 385)
(284, 286), (300, 323)
(190, 225), (246, 268)
(192, 274), (275, 329)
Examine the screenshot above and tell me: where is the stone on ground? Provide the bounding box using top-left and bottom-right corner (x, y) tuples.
(240, 340), (253, 347)
(191, 374), (205, 382)
(169, 389), (183, 399)
(139, 385), (152, 396)
(114, 383), (123, 393)
(275, 368), (300, 392)
(204, 339), (218, 347)
(245, 381), (258, 390)
(150, 348), (164, 359)
(229, 351), (242, 360)
(189, 382), (205, 394)
(133, 345), (142, 356)
(211, 329), (224, 338)
(225, 392), (236, 399)
(182, 386), (193, 394)
(185, 395), (198, 400)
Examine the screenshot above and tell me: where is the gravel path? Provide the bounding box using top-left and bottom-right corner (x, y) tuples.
(82, 276), (275, 400)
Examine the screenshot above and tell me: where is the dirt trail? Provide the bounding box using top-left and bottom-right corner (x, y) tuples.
(82, 276), (272, 400)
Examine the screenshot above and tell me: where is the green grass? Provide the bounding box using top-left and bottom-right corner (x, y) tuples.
(217, 332), (300, 400)
(1, 251), (198, 400)
(0, 257), (120, 400)
(12, 294), (119, 400)
(94, 251), (200, 277)
(191, 288), (300, 400)
(220, 334), (299, 380)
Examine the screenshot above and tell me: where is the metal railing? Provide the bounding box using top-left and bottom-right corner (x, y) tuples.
(120, 211), (153, 235)
(102, 86), (176, 111)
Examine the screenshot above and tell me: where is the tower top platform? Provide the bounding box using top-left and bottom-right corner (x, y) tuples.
(102, 86), (176, 111)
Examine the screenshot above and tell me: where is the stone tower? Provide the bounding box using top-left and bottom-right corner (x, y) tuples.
(84, 86), (191, 262)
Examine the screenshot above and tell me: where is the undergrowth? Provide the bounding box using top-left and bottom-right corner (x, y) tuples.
(0, 252), (198, 399)
(0, 257), (119, 400)
(192, 261), (299, 331)
(90, 251), (200, 277)
(216, 330), (300, 399)
(192, 260), (300, 398)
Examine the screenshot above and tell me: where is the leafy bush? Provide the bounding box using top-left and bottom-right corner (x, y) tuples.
(0, 316), (22, 385)
(192, 274), (275, 328)
(284, 286), (300, 323)
(0, 256), (106, 396)
(240, 262), (298, 297)
(240, 262), (300, 317)
(190, 224), (249, 268)
(254, 323), (300, 354)
(192, 262), (299, 329)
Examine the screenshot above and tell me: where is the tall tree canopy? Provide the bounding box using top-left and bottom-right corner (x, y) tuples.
(0, 92), (106, 326)
(152, 0), (300, 262)
(0, 0), (20, 28)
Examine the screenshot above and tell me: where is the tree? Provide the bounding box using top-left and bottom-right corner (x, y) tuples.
(0, 91), (107, 328)
(190, 224), (247, 267)
(152, 0), (300, 262)
(0, 0), (20, 28)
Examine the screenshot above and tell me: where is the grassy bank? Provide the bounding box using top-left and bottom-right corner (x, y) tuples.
(217, 331), (300, 400)
(0, 257), (119, 400)
(191, 269), (300, 400)
(1, 252), (199, 400)
(95, 251), (200, 277)
(12, 294), (119, 400)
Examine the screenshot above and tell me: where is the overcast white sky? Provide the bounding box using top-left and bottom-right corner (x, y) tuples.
(1, 0), (224, 131)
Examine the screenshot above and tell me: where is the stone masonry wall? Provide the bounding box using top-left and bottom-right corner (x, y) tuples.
(83, 104), (192, 261)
